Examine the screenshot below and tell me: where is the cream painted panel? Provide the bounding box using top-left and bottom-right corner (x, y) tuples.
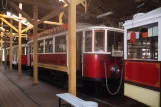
(124, 83), (160, 107)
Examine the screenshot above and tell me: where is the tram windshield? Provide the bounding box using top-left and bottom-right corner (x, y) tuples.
(84, 30), (123, 53)
(127, 23), (158, 60)
(94, 30), (105, 52)
(107, 31), (123, 52)
(85, 31), (92, 52)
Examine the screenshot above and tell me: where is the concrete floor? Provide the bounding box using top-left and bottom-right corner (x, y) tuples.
(0, 66), (38, 107)
(1, 65), (149, 107)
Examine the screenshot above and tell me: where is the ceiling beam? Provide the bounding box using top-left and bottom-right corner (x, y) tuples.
(64, 0), (86, 5)
(0, 24), (45, 31)
(0, 28), (27, 38)
(76, 0), (86, 5)
(43, 21), (63, 25)
(37, 7), (67, 25)
(0, 14), (64, 25)
(59, 12), (64, 24)
(0, 18), (19, 32)
(0, 14), (24, 20)
(21, 25), (33, 34)
(63, 0), (71, 5)
(11, 0), (56, 10)
(81, 1), (87, 13)
(9, 1), (33, 24)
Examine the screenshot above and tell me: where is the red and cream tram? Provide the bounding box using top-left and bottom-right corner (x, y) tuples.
(123, 8), (161, 107)
(6, 48), (10, 65)
(27, 23), (124, 94)
(6, 44), (28, 69)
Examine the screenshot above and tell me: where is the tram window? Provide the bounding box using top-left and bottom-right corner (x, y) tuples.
(26, 47), (28, 54)
(22, 47), (25, 55)
(127, 23), (158, 60)
(94, 30), (105, 52)
(107, 31), (123, 52)
(55, 35), (66, 52)
(38, 40), (44, 53)
(13, 47), (17, 54)
(31, 43), (33, 53)
(7, 49), (9, 55)
(45, 38), (53, 53)
(85, 31), (92, 52)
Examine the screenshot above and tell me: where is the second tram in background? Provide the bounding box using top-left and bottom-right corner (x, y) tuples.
(27, 23), (124, 94)
(6, 44), (28, 69)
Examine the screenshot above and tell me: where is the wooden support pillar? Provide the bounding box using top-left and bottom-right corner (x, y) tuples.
(4, 40), (6, 66)
(18, 3), (22, 77)
(10, 7), (13, 72)
(0, 41), (2, 64)
(0, 18), (18, 32)
(68, 0), (76, 96)
(9, 34), (13, 72)
(81, 1), (87, 13)
(85, 1), (87, 13)
(9, 0), (66, 84)
(0, 32), (2, 64)
(33, 5), (38, 84)
(1, 22), (6, 66)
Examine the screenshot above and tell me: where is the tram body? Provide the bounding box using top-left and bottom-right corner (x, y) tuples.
(6, 48), (10, 65)
(27, 23), (124, 92)
(13, 44), (28, 67)
(6, 44), (28, 68)
(123, 8), (161, 107)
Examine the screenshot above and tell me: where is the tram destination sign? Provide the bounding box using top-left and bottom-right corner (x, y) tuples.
(112, 50), (123, 57)
(37, 24), (68, 38)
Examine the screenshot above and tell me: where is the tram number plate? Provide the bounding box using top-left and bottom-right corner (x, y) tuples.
(112, 51), (123, 57)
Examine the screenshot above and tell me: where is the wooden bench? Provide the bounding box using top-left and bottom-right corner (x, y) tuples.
(56, 93), (98, 107)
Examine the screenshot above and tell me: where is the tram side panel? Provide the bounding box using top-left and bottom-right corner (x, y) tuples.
(22, 55), (27, 65)
(12, 46), (18, 67)
(28, 35), (68, 87)
(123, 8), (160, 107)
(38, 53), (67, 71)
(12, 45), (28, 69)
(83, 54), (122, 80)
(21, 55), (27, 68)
(21, 46), (28, 69)
(6, 55), (9, 65)
(125, 61), (160, 88)
(6, 48), (10, 65)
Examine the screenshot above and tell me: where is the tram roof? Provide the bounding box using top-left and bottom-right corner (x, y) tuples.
(1, 0), (160, 47)
(26, 24), (124, 43)
(1, 0), (161, 32)
(123, 7), (161, 27)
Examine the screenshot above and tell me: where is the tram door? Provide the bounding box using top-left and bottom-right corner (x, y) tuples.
(76, 32), (83, 75)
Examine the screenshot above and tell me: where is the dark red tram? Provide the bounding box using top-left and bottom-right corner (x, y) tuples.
(27, 23), (124, 94)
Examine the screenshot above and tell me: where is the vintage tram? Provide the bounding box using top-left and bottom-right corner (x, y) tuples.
(5, 44), (28, 69)
(6, 47), (9, 65)
(27, 23), (124, 94)
(123, 8), (161, 107)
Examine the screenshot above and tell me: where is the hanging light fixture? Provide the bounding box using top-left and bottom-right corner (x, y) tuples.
(59, 0), (65, 3)
(97, 11), (113, 19)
